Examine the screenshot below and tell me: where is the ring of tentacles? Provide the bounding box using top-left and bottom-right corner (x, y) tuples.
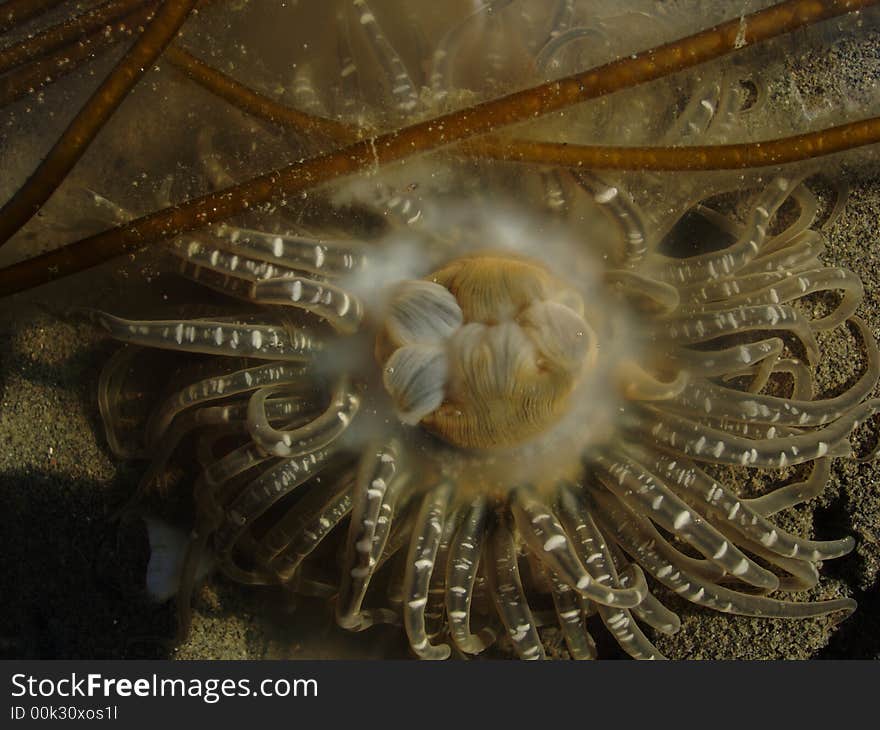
(84, 0), (879, 660)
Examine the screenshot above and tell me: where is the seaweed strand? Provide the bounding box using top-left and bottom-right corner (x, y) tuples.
(164, 46), (359, 144)
(0, 0), (875, 296)
(0, 0), (200, 246)
(473, 122), (880, 170)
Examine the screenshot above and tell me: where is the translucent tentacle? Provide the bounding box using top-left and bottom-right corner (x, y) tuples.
(97, 344), (147, 458)
(573, 171), (647, 266)
(540, 169), (570, 215)
(760, 183), (819, 254)
(85, 310), (320, 360)
(211, 225), (366, 278)
(252, 277), (364, 334)
(682, 268), (864, 331)
(593, 451), (779, 590)
(351, 0), (419, 114)
(247, 377), (359, 457)
(334, 13), (363, 120)
(654, 177), (794, 285)
(708, 527), (821, 591)
(617, 360), (688, 401)
(596, 594), (663, 660)
(548, 575), (597, 660)
(199, 443), (273, 503)
(620, 576), (681, 635)
(666, 319), (877, 427)
(821, 178), (851, 231)
(535, 26), (604, 75)
(593, 490), (856, 620)
(148, 362), (309, 445)
(445, 497), (497, 655)
(605, 269), (680, 314)
(263, 472), (356, 580)
(557, 485), (664, 659)
(545, 0), (577, 42)
(403, 482), (454, 660)
(486, 519), (546, 660)
(213, 447), (336, 559)
(665, 338), (784, 385)
(745, 459), (831, 516)
(740, 229), (825, 275)
(643, 452), (854, 562)
(664, 303), (819, 365)
(337, 439), (408, 631)
(138, 398), (311, 505)
(291, 63), (327, 115)
(512, 487), (648, 607)
(606, 539), (681, 634)
(424, 505), (462, 638)
(175, 525), (211, 640)
(665, 79), (722, 143)
(757, 357), (814, 401)
(170, 236), (300, 285)
(635, 398), (880, 468)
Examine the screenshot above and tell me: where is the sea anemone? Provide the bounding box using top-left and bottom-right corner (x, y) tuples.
(1, 0), (879, 660)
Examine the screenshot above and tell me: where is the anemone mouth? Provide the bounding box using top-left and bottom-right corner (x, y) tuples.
(377, 253), (597, 449)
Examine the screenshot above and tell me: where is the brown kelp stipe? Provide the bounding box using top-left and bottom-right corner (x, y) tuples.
(0, 0), (66, 34)
(165, 43), (880, 174)
(0, 0), (876, 296)
(473, 122), (880, 170)
(0, 0), (156, 75)
(163, 46), (360, 144)
(0, 0), (200, 247)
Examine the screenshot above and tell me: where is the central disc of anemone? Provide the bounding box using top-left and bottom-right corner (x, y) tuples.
(376, 254), (597, 449)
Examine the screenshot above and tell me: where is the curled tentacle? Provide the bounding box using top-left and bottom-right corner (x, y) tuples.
(337, 439), (409, 631)
(246, 377), (359, 457)
(445, 497), (497, 655)
(403, 482), (454, 660)
(486, 519), (546, 661)
(653, 177), (795, 285)
(593, 450), (780, 590)
(640, 451), (854, 562)
(634, 397), (880, 469)
(664, 319), (878, 428)
(266, 473), (356, 581)
(147, 362), (310, 446)
(592, 490), (856, 621)
(85, 310), (321, 361)
(663, 303), (820, 365)
(558, 485), (665, 660)
(513, 487), (648, 607)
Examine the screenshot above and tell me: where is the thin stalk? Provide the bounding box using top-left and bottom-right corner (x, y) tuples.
(0, 0), (875, 296)
(472, 121), (880, 170)
(163, 46), (359, 144)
